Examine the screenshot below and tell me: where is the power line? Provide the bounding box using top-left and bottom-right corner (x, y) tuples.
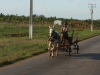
(23, 0), (27, 15)
(41, 0), (50, 17)
(14, 0), (22, 15)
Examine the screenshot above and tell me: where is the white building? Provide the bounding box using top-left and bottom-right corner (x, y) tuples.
(54, 20), (62, 25)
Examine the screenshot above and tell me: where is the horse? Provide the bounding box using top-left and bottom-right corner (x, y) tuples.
(48, 26), (60, 58)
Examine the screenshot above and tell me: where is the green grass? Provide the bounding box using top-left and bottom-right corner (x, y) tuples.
(77, 29), (100, 41)
(0, 23), (100, 67)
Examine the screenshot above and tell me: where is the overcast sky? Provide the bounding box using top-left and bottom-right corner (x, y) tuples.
(0, 0), (100, 20)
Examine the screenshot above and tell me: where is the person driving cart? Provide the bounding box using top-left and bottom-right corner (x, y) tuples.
(61, 22), (68, 43)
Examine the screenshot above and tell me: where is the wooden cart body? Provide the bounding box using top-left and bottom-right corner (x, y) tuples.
(59, 31), (79, 55)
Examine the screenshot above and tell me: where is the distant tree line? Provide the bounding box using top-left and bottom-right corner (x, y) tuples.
(0, 13), (100, 29)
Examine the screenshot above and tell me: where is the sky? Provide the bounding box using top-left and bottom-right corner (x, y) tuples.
(0, 0), (100, 20)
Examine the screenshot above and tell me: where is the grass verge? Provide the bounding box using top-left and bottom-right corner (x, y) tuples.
(0, 24), (100, 67)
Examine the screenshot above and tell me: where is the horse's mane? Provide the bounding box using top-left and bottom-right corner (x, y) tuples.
(53, 31), (60, 39)
(49, 26), (60, 40)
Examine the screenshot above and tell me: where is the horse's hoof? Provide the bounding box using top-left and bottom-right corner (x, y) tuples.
(52, 56), (54, 58)
(49, 54), (51, 57)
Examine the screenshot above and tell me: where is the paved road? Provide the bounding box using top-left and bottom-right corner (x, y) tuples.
(0, 35), (100, 75)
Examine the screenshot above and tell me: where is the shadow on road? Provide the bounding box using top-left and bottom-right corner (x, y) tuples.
(77, 53), (100, 60)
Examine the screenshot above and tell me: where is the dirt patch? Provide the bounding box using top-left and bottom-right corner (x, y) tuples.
(4, 33), (29, 37)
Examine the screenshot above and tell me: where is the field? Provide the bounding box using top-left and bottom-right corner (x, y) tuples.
(0, 23), (100, 67)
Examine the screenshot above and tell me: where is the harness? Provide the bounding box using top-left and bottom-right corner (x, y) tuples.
(49, 31), (60, 43)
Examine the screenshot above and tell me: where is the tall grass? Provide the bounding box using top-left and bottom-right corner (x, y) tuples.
(0, 23), (100, 67)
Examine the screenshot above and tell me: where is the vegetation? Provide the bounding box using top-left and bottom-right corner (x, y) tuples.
(0, 13), (100, 28)
(0, 24), (48, 67)
(0, 13), (100, 67)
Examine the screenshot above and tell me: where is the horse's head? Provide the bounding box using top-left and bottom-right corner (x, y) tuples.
(49, 26), (55, 37)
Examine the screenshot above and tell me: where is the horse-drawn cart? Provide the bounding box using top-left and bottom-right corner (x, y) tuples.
(48, 26), (79, 58)
(59, 30), (79, 56)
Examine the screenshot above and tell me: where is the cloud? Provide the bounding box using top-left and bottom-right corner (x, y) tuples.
(73, 0), (79, 4)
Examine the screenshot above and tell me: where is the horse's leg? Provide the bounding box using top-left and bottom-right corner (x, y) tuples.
(51, 45), (55, 58)
(56, 43), (59, 56)
(56, 49), (58, 56)
(48, 47), (51, 57)
(51, 50), (54, 58)
(48, 43), (52, 57)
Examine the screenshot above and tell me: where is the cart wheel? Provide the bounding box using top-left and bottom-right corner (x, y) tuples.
(65, 47), (68, 52)
(77, 45), (79, 54)
(69, 47), (72, 56)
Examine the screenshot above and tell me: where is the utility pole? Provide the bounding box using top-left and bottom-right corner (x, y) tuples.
(29, 0), (33, 39)
(88, 3), (96, 31)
